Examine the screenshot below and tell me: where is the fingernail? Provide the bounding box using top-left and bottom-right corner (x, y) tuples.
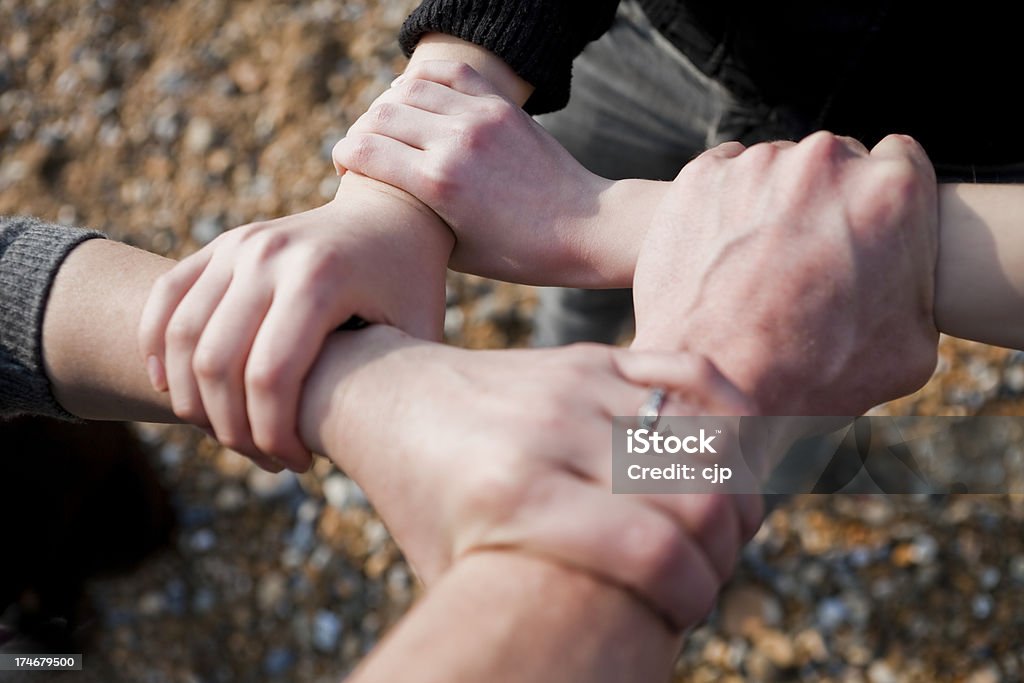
(146, 355), (167, 392)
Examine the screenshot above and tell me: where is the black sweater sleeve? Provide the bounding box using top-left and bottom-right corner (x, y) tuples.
(400, 0), (620, 114)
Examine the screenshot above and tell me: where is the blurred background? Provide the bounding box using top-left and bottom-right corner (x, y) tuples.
(1, 1), (1022, 681)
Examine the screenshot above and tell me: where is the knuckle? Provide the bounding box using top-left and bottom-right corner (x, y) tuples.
(621, 513), (683, 579)
(456, 461), (530, 524)
(166, 315), (200, 347)
(423, 162), (462, 202)
(370, 102), (397, 126)
(450, 61), (477, 85)
(192, 344), (230, 381)
(400, 77), (429, 103)
(801, 130), (844, 157)
(741, 141), (779, 167)
(345, 135), (378, 169)
(171, 397), (205, 426)
(245, 356), (288, 394)
(245, 230), (289, 262)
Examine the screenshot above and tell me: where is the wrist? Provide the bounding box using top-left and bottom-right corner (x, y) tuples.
(577, 179), (670, 289)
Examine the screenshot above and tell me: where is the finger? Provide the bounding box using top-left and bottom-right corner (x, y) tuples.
(869, 133), (936, 177)
(192, 272), (274, 462)
(138, 248), (214, 391)
(396, 59), (501, 98)
(332, 134), (431, 196)
(468, 473), (724, 631)
(769, 140), (798, 149)
(346, 102), (451, 150)
(611, 350), (754, 415)
(163, 260), (233, 427)
(378, 77), (484, 116)
(243, 284), (340, 470)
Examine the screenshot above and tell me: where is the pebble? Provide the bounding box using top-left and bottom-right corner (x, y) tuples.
(867, 661), (898, 683)
(247, 468), (300, 500)
(979, 566), (1001, 590)
(190, 214), (223, 245)
(262, 647), (295, 677)
(183, 116), (215, 153)
(1003, 365), (1024, 393)
(816, 597), (849, 632)
(1009, 554), (1024, 583)
(753, 629), (795, 669)
(971, 594), (994, 620)
(257, 572), (288, 612)
(189, 529), (217, 553)
(138, 591), (166, 617)
(718, 584), (783, 637)
(215, 483), (246, 512)
(444, 306), (465, 340)
(312, 610), (344, 653)
(323, 474), (367, 510)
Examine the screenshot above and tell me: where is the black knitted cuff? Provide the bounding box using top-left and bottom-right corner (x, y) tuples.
(0, 216), (106, 421)
(400, 0), (580, 114)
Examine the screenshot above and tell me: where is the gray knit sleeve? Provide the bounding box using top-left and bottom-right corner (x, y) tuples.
(1, 216), (106, 420)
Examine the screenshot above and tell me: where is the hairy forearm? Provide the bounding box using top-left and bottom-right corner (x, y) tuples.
(349, 550), (679, 683)
(623, 181), (1024, 347)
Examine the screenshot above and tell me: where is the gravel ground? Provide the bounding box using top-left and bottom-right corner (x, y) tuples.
(1, 1), (1023, 681)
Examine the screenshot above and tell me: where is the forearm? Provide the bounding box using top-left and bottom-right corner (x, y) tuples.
(934, 183), (1024, 348)
(349, 550), (680, 683)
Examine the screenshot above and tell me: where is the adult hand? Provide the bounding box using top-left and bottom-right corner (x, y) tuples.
(632, 132), (940, 415)
(138, 177), (451, 473)
(302, 325), (763, 630)
(333, 60), (618, 286)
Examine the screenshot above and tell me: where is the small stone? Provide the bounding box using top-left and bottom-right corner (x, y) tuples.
(444, 306), (465, 340)
(972, 594), (993, 620)
(718, 584), (783, 637)
(215, 448), (252, 478)
(57, 205), (77, 225)
(247, 468), (299, 500)
(263, 647), (295, 677)
(319, 175), (339, 199)
(794, 629), (828, 664)
(312, 610), (343, 653)
(1004, 365), (1024, 393)
(192, 588), (215, 613)
(184, 117), (215, 154)
(967, 666), (1002, 683)
(189, 529), (217, 553)
(867, 661), (898, 683)
(753, 629), (795, 669)
(323, 475), (366, 510)
(190, 214), (223, 246)
(1009, 554), (1024, 583)
(229, 59), (265, 93)
(257, 572), (287, 613)
(138, 591), (165, 617)
(979, 566), (1001, 590)
(215, 484), (246, 512)
(816, 596), (849, 632)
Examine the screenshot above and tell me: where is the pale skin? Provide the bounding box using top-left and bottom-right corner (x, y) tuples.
(337, 58), (1024, 356)
(136, 36), (535, 475)
(43, 235), (762, 649)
